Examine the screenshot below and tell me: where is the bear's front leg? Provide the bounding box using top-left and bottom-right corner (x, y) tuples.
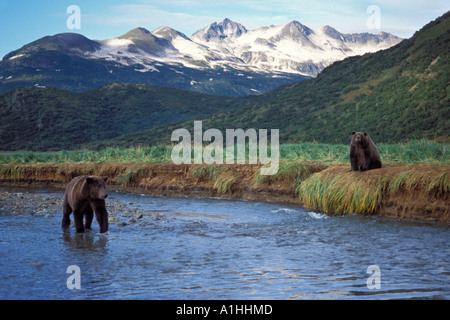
(350, 159), (358, 171)
(349, 149), (359, 171)
(73, 210), (85, 233)
(84, 207), (94, 230)
(96, 209), (109, 233)
(90, 199), (109, 233)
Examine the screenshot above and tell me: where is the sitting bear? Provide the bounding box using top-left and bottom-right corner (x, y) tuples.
(62, 175), (109, 233)
(350, 131), (382, 172)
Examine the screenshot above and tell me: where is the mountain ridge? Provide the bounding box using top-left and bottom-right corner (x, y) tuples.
(0, 18), (402, 95)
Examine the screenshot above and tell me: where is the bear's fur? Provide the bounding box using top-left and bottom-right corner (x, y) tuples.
(62, 175), (109, 233)
(350, 131), (382, 172)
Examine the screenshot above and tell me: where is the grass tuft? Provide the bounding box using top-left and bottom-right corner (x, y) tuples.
(298, 164), (450, 215)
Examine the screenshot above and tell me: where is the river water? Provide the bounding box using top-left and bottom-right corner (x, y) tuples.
(0, 187), (448, 300)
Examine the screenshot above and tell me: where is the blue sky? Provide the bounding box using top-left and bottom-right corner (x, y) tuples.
(0, 0), (448, 58)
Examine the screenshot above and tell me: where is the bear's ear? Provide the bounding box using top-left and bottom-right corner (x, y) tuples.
(363, 132), (368, 136)
(352, 131), (356, 135)
(102, 176), (108, 183)
(86, 177), (94, 184)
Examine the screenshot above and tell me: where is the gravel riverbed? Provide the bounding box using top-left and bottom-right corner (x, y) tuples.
(0, 191), (166, 228)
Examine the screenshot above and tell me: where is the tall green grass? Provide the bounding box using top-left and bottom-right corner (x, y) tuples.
(0, 145), (173, 164)
(377, 140), (449, 164)
(0, 140), (448, 165)
(279, 140), (449, 164)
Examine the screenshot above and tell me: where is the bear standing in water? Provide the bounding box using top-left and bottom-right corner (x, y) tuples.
(350, 132), (382, 172)
(62, 176), (109, 233)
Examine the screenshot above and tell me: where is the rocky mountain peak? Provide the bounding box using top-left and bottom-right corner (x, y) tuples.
(152, 26), (190, 41)
(118, 27), (154, 40)
(192, 18), (247, 42)
(321, 25), (343, 39)
(283, 20), (314, 37)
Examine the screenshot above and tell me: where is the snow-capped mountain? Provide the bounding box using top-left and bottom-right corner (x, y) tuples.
(191, 19), (402, 76)
(0, 18), (402, 95)
(88, 18), (402, 77)
(83, 19), (402, 76)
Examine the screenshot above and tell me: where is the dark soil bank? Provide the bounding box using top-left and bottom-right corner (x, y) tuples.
(0, 162), (449, 223)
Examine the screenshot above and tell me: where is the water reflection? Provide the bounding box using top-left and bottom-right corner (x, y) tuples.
(62, 231), (109, 251)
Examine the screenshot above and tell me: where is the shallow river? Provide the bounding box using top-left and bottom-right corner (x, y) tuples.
(0, 186), (448, 300)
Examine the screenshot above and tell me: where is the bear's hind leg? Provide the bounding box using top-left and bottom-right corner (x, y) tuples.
(62, 203), (72, 230)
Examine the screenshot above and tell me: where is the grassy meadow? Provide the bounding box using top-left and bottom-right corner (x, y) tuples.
(1, 140), (448, 165)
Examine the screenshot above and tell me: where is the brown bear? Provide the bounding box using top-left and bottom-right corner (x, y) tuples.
(350, 131), (382, 172)
(62, 175), (109, 233)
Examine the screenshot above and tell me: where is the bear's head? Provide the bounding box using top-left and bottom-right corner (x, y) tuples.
(86, 176), (108, 200)
(351, 131), (368, 147)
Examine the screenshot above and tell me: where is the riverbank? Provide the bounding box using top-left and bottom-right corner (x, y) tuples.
(0, 188), (167, 228)
(0, 162), (449, 223)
